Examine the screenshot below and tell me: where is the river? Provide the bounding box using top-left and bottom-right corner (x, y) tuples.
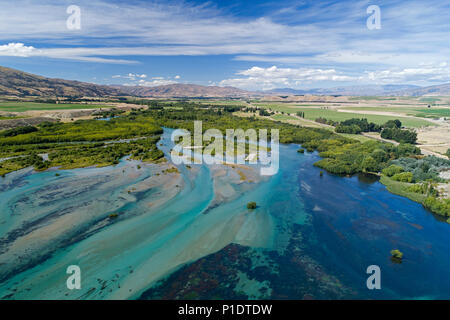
(0, 128), (449, 299)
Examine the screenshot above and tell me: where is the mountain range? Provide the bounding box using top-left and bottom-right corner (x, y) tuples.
(113, 83), (254, 98)
(266, 85), (421, 96)
(1, 65), (450, 98)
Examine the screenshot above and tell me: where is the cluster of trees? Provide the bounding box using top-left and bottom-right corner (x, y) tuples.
(0, 117), (162, 146)
(381, 156), (450, 216)
(315, 117), (381, 133)
(0, 126), (38, 138)
(0, 114), (164, 175)
(423, 197), (450, 217)
(380, 127), (417, 144)
(335, 118), (382, 134)
(312, 140), (420, 175)
(93, 108), (125, 119)
(389, 156), (449, 182)
(258, 109), (271, 116)
(315, 117), (337, 126)
(407, 181), (438, 197)
(313, 117), (417, 144)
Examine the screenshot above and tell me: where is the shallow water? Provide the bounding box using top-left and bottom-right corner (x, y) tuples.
(0, 128), (449, 299)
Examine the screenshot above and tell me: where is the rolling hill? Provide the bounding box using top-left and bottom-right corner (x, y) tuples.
(0, 66), (121, 97)
(390, 83), (450, 96)
(1, 65), (450, 98)
(267, 84), (421, 96)
(114, 83), (256, 98)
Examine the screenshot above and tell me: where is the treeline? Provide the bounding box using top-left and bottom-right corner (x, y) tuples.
(314, 117), (417, 144)
(380, 127), (417, 144)
(0, 126), (38, 138)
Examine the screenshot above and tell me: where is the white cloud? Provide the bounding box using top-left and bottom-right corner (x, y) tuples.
(126, 73), (147, 80)
(0, 0), (449, 88)
(112, 72), (177, 86)
(174, 75), (181, 79)
(364, 62), (450, 84)
(220, 66), (355, 90)
(0, 43), (36, 57)
(0, 0), (448, 70)
(136, 79), (178, 87)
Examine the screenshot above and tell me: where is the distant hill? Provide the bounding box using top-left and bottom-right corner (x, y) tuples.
(391, 83), (450, 96)
(268, 84), (420, 96)
(115, 83), (256, 98)
(0, 66), (121, 97)
(2, 65), (450, 98)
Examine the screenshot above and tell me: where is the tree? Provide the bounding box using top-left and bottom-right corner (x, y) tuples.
(361, 156), (378, 172)
(392, 172), (413, 183)
(383, 119), (402, 128)
(382, 165), (404, 177)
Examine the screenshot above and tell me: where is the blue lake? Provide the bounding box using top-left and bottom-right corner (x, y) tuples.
(0, 128), (450, 299)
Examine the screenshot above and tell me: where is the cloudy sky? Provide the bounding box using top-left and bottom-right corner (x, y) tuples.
(0, 0), (449, 90)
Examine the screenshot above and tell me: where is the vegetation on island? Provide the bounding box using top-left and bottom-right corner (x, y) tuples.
(315, 117), (417, 144)
(390, 249), (403, 263)
(247, 202), (257, 210)
(0, 115), (163, 175)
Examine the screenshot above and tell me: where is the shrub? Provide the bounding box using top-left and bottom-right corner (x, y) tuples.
(335, 124), (362, 134)
(423, 197), (450, 217)
(382, 165), (404, 177)
(361, 156), (378, 172)
(392, 172), (413, 183)
(407, 182), (438, 197)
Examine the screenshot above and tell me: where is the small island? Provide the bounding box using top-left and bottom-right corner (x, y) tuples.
(247, 202), (257, 210)
(390, 249), (403, 263)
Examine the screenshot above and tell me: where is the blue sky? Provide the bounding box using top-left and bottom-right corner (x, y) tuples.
(0, 0), (449, 90)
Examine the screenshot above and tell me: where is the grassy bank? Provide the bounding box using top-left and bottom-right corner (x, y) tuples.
(379, 175), (428, 203)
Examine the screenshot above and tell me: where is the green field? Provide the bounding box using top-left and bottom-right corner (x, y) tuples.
(271, 114), (297, 121)
(195, 100), (249, 107)
(341, 106), (450, 118)
(334, 133), (374, 142)
(0, 102), (113, 112)
(348, 96), (397, 101)
(257, 104), (434, 127)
